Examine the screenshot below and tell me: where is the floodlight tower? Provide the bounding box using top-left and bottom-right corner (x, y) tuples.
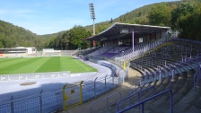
(89, 3), (96, 35)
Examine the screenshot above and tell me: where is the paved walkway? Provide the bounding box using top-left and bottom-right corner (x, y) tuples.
(60, 67), (141, 113)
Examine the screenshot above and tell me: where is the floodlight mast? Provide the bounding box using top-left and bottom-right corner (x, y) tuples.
(89, 3), (96, 36)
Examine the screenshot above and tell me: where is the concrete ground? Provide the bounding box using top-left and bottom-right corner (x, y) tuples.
(60, 67), (141, 113)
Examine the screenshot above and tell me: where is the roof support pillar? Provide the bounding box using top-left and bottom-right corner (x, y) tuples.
(132, 30), (135, 52)
(93, 40), (96, 47)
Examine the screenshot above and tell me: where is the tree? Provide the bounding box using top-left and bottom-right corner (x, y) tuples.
(61, 31), (71, 49)
(171, 3), (195, 30)
(147, 3), (171, 26)
(0, 36), (3, 48)
(69, 26), (91, 49)
(110, 18), (113, 23)
(176, 3), (201, 40)
(47, 26), (92, 50)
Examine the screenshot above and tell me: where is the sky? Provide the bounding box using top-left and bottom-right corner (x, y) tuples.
(0, 0), (178, 35)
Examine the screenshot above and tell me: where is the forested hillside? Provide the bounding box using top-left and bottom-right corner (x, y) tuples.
(0, 20), (46, 49)
(0, 0), (201, 50)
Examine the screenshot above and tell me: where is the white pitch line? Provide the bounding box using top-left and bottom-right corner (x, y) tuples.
(32, 58), (50, 73)
(32, 64), (42, 73)
(74, 60), (90, 71)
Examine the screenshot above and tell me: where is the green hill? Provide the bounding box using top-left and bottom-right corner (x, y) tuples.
(0, 20), (46, 49)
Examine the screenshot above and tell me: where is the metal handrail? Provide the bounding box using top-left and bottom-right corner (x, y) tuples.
(117, 89), (173, 113)
(117, 86), (155, 111)
(194, 64), (201, 93)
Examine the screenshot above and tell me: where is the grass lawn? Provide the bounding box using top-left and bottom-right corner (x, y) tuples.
(0, 56), (97, 74)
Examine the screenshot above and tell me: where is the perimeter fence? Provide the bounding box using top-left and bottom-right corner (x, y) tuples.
(0, 62), (126, 113)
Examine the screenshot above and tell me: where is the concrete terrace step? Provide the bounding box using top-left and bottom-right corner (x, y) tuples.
(188, 84), (201, 109)
(173, 87), (197, 113)
(154, 77), (171, 93)
(172, 72), (194, 105)
(145, 71), (196, 113)
(146, 74), (186, 112)
(184, 106), (201, 113)
(145, 78), (178, 112)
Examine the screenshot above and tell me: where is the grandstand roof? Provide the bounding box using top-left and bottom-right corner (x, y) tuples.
(86, 22), (170, 41)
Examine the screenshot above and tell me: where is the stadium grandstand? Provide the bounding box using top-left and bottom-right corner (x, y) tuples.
(0, 47), (79, 58)
(85, 22), (171, 64)
(0, 47), (36, 57)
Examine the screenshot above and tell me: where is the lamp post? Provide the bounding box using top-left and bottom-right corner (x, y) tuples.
(122, 50), (124, 66)
(122, 51), (124, 59)
(89, 3), (96, 36)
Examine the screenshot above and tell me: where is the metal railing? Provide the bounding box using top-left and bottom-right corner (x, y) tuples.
(139, 56), (200, 86)
(0, 76), (123, 113)
(0, 89), (63, 113)
(117, 86), (156, 111)
(114, 35), (172, 63)
(117, 89), (173, 113)
(132, 41), (201, 86)
(194, 64), (201, 94)
(171, 38), (201, 45)
(83, 75), (121, 102)
(62, 62), (125, 110)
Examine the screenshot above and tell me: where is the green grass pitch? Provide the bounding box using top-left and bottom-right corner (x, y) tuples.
(0, 56), (97, 74)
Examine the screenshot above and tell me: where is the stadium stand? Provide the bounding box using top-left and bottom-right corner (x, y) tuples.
(87, 38), (201, 113)
(59, 23), (200, 113)
(0, 47), (37, 58)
